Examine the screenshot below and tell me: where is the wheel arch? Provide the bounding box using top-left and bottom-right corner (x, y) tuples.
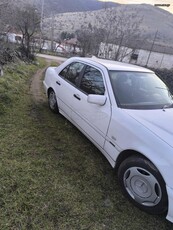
(115, 149), (159, 174)
(47, 87), (54, 97)
(116, 150), (142, 169)
(47, 87), (59, 113)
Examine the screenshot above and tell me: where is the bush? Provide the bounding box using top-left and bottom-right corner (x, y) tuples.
(0, 45), (17, 65)
(0, 42), (36, 67)
(155, 69), (173, 94)
(17, 46), (36, 62)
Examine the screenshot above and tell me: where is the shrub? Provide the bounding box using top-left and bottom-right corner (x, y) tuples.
(155, 69), (173, 94)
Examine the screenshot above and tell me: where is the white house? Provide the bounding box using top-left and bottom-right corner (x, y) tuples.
(98, 42), (173, 70)
(6, 33), (22, 44)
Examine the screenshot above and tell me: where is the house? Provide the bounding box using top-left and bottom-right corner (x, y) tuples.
(6, 32), (22, 44)
(98, 42), (173, 70)
(61, 38), (81, 54)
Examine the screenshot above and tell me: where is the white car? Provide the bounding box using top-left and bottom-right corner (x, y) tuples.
(43, 57), (173, 223)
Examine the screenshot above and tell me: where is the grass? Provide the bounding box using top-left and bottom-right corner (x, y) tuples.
(0, 60), (172, 229)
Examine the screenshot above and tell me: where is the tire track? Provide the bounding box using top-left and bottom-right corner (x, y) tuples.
(30, 60), (51, 103)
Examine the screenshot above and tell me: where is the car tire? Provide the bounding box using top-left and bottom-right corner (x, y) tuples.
(48, 90), (59, 113)
(118, 156), (168, 215)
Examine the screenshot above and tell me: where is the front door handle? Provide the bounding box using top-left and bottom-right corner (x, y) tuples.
(56, 80), (61, 86)
(73, 94), (81, 101)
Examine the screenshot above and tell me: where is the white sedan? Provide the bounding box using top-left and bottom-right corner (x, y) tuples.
(43, 57), (173, 223)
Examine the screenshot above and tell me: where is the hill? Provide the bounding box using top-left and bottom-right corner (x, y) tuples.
(43, 3), (173, 47)
(41, 0), (118, 14)
(16, 0), (118, 14)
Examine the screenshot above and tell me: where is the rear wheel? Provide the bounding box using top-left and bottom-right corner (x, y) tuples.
(118, 156), (168, 215)
(48, 90), (59, 113)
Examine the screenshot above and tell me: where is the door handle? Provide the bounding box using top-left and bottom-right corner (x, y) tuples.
(73, 94), (81, 101)
(56, 81), (61, 85)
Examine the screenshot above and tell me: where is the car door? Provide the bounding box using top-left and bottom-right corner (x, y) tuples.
(71, 64), (111, 148)
(55, 61), (85, 120)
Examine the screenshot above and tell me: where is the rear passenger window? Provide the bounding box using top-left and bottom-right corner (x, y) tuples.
(59, 62), (85, 85)
(80, 66), (105, 95)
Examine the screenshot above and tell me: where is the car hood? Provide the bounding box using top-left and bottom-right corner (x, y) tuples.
(125, 108), (173, 148)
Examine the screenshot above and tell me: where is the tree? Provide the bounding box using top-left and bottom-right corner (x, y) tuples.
(100, 7), (144, 61)
(0, 1), (41, 65)
(76, 23), (105, 57)
(0, 1), (17, 66)
(11, 4), (41, 59)
(60, 31), (75, 41)
(0, 1), (11, 32)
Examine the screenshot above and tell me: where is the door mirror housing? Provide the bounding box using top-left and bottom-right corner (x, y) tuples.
(87, 94), (107, 106)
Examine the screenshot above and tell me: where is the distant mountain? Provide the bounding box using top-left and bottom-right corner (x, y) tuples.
(43, 3), (173, 47)
(37, 0), (118, 15)
(15, 0), (118, 15)
(15, 0), (173, 48)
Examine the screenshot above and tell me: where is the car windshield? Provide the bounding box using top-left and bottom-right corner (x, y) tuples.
(109, 71), (173, 109)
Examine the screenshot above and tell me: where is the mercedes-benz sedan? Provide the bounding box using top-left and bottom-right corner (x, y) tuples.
(43, 57), (173, 223)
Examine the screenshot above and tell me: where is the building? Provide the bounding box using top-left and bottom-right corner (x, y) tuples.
(98, 42), (173, 69)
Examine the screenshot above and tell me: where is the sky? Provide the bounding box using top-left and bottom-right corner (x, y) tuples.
(100, 0), (173, 13)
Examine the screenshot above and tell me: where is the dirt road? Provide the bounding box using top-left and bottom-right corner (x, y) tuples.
(30, 55), (66, 103)
(30, 61), (50, 103)
(36, 54), (67, 63)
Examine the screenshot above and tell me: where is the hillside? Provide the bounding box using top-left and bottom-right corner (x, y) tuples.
(41, 0), (118, 14)
(15, 0), (118, 14)
(43, 3), (173, 47)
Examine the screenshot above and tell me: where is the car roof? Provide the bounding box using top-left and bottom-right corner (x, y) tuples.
(70, 57), (153, 73)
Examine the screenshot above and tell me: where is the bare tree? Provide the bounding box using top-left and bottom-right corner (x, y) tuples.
(10, 4), (41, 59)
(0, 1), (42, 66)
(76, 23), (105, 57)
(0, 1), (11, 32)
(0, 1), (15, 66)
(101, 7), (144, 61)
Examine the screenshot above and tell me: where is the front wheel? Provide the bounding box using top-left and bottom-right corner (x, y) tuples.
(118, 156), (168, 215)
(48, 90), (59, 113)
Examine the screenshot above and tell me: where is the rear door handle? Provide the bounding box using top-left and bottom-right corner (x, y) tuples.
(56, 80), (61, 85)
(73, 94), (81, 101)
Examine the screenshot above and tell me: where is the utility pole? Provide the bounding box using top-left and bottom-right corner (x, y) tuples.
(146, 30), (158, 67)
(51, 14), (55, 52)
(160, 47), (165, 68)
(40, 0), (44, 33)
(104, 0), (107, 10)
(39, 0), (44, 52)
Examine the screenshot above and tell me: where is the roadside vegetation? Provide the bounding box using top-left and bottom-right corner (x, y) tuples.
(155, 69), (173, 94)
(0, 59), (172, 229)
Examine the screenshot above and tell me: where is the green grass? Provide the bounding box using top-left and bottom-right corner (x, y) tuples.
(0, 60), (172, 229)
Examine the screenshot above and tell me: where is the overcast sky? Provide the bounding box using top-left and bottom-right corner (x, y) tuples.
(100, 0), (173, 13)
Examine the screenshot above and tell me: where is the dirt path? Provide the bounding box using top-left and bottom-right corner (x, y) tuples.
(30, 60), (51, 104)
(30, 56), (66, 104)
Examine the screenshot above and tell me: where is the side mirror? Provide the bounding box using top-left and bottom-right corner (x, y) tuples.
(87, 94), (107, 106)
